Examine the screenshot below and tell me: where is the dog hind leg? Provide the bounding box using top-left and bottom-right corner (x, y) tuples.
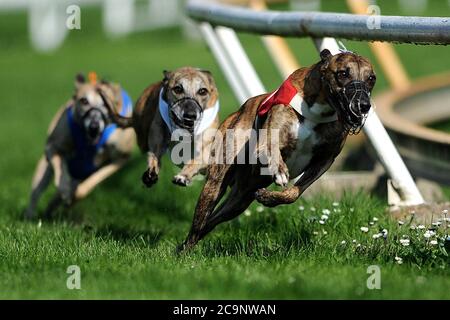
(180, 164), (233, 251)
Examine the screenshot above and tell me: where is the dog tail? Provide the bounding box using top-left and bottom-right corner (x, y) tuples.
(97, 87), (134, 128)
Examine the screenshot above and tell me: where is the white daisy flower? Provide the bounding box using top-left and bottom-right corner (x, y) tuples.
(360, 227), (369, 233)
(400, 238), (410, 246)
(372, 217), (379, 222)
(398, 220), (405, 226)
(372, 233), (382, 239)
(340, 240), (346, 245)
(244, 209), (252, 217)
(310, 207), (316, 212)
(322, 209), (331, 215)
(350, 208), (354, 212)
(332, 202), (339, 207)
(430, 240), (438, 246)
(319, 220), (325, 225)
(381, 229), (388, 238)
(369, 222), (375, 226)
(313, 231), (319, 235)
(352, 239), (357, 244)
(432, 221), (441, 227)
(410, 225), (417, 230)
(321, 215), (329, 221)
(418, 225), (426, 230)
(256, 206), (264, 213)
(424, 230), (436, 238)
(322, 230), (328, 235)
(298, 205), (305, 211)
(395, 256), (403, 264)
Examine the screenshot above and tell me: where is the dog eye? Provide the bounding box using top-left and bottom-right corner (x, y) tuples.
(197, 88), (208, 96)
(337, 70), (349, 79)
(79, 97), (89, 106)
(368, 74), (376, 82)
(172, 85), (184, 95)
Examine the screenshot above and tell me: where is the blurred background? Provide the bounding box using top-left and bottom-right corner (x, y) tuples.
(0, 0), (449, 205)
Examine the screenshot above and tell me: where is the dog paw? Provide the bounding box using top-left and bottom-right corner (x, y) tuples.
(273, 163), (289, 187)
(58, 185), (74, 206)
(142, 168), (158, 187)
(255, 188), (278, 207)
(172, 174), (191, 187)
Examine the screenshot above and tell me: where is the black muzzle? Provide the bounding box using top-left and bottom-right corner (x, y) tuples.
(82, 107), (108, 142)
(331, 81), (372, 134)
(169, 97), (203, 133)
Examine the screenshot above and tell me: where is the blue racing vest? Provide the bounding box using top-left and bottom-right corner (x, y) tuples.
(66, 89), (132, 180)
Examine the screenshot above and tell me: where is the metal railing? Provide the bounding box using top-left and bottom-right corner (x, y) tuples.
(187, 1), (450, 45)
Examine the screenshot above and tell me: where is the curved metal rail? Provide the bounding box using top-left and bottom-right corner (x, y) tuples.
(187, 1), (450, 45)
(375, 73), (450, 185)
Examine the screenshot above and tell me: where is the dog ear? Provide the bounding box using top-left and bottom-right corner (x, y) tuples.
(320, 49), (332, 62)
(75, 73), (86, 89)
(319, 49), (332, 72)
(162, 70), (172, 84)
(197, 68), (217, 92)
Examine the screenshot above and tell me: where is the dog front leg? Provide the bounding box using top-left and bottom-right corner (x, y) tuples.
(256, 106), (292, 187)
(75, 158), (127, 200)
(142, 130), (166, 188)
(255, 159), (334, 207)
(47, 151), (74, 205)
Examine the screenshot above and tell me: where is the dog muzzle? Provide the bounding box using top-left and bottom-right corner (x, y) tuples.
(82, 107), (108, 142)
(169, 97), (203, 134)
(330, 80), (371, 135)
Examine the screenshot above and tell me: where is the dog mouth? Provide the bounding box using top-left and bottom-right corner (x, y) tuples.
(329, 81), (372, 134)
(82, 108), (107, 143)
(169, 98), (203, 134)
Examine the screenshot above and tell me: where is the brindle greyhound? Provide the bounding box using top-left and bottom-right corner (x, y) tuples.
(25, 73), (135, 219)
(179, 49), (376, 250)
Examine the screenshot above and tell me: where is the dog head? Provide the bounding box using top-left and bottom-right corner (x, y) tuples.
(162, 67), (218, 134)
(72, 73), (112, 144)
(319, 49), (376, 133)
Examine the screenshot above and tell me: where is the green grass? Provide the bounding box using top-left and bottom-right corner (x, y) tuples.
(0, 2), (449, 299)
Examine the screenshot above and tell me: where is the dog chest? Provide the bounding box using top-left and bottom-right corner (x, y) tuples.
(284, 119), (320, 180)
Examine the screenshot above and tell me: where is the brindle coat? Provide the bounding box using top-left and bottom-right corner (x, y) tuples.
(180, 50), (376, 250)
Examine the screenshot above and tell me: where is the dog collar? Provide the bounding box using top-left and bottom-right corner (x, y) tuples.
(258, 78), (338, 124)
(158, 88), (219, 135)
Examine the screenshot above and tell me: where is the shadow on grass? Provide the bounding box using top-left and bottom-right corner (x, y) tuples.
(91, 224), (163, 247)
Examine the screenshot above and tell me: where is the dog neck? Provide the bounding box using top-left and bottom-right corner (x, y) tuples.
(292, 63), (339, 122)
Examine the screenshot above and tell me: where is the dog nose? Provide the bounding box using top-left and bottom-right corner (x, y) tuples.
(184, 109), (197, 120)
(360, 101), (371, 113)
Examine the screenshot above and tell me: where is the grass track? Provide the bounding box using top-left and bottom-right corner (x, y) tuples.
(0, 1), (449, 299)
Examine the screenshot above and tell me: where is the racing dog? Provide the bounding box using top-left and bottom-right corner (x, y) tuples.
(180, 49), (376, 250)
(131, 67), (220, 188)
(24, 73), (135, 219)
